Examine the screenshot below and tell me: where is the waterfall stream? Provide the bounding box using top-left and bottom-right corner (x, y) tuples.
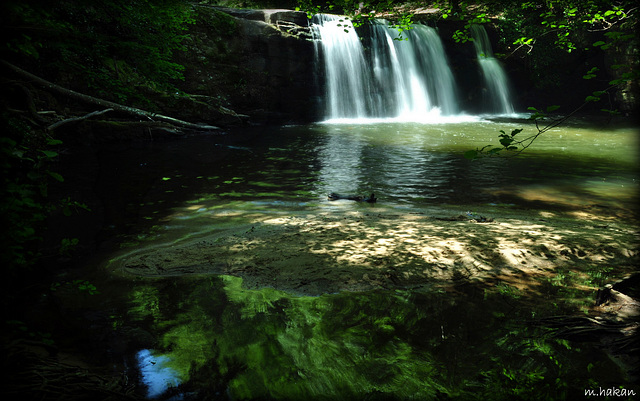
(312, 16), (518, 121)
(470, 24), (515, 114)
(311, 14), (377, 120)
(312, 15), (460, 122)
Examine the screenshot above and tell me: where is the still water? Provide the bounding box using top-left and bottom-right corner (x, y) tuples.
(97, 117), (637, 242)
(80, 117), (637, 399)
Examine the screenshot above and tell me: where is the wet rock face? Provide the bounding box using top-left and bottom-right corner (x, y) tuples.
(177, 6), (318, 125)
(235, 11), (317, 122)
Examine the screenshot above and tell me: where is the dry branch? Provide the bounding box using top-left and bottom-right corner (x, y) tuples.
(46, 108), (114, 131)
(2, 60), (220, 132)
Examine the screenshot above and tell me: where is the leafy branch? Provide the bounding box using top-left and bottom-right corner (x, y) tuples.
(505, 1), (637, 56)
(464, 82), (624, 160)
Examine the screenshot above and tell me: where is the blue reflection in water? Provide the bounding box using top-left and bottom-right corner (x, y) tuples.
(136, 349), (182, 399)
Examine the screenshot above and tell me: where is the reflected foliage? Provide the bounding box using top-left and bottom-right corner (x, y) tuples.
(123, 275), (627, 400)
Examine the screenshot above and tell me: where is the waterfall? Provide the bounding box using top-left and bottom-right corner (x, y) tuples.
(311, 14), (376, 120)
(470, 25), (514, 115)
(311, 15), (459, 122)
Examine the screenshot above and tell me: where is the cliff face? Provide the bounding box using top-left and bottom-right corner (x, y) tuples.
(174, 6), (318, 125)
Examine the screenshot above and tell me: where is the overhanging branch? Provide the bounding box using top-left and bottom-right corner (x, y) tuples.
(1, 60), (220, 132)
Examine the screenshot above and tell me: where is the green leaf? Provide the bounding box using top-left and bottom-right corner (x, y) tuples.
(545, 105), (560, 112)
(593, 40), (606, 47)
(499, 137), (513, 147)
(39, 150), (58, 158)
(47, 171), (64, 182)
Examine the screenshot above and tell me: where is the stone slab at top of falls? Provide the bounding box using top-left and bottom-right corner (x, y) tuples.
(210, 6), (310, 27)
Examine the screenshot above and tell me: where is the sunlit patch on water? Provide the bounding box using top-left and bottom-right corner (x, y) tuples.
(490, 177), (639, 219)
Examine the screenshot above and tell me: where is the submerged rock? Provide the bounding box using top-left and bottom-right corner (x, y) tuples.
(327, 192), (377, 203)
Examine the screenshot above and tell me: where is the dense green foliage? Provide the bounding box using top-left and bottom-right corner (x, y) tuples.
(0, 115), (55, 271)
(481, 0), (638, 97)
(0, 112), (92, 273)
(2, 0), (195, 105)
(1, 0), (197, 269)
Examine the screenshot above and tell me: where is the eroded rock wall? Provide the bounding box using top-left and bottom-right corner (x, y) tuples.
(177, 5), (318, 125)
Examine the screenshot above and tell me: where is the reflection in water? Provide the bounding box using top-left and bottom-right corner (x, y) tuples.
(94, 120), (638, 235)
(120, 275), (626, 400)
(381, 144), (452, 201)
(315, 127), (366, 195)
(136, 349), (182, 399)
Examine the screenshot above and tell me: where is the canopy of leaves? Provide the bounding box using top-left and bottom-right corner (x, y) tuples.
(1, 0), (195, 105)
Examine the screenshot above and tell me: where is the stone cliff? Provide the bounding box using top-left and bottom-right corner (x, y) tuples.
(175, 5), (318, 125)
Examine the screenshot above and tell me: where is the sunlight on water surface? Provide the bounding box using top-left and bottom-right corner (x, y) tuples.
(96, 118), (637, 251)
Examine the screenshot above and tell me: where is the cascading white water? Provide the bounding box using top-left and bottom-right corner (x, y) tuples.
(470, 25), (514, 115)
(369, 20), (459, 118)
(311, 14), (377, 119)
(311, 14), (460, 122)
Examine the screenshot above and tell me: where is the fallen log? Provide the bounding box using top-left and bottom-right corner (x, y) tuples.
(1, 60), (220, 132)
(533, 273), (639, 380)
(328, 192), (377, 203)
(46, 108), (114, 131)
